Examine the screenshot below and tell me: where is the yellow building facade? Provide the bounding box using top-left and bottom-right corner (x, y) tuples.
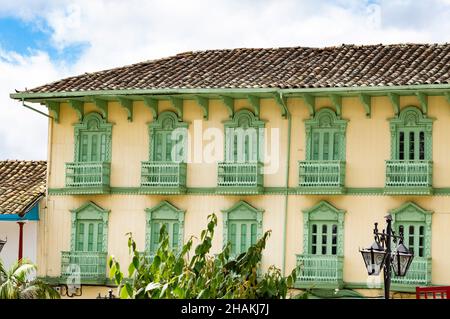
(11, 45), (450, 298)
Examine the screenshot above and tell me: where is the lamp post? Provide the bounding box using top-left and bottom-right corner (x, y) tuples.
(360, 214), (414, 299)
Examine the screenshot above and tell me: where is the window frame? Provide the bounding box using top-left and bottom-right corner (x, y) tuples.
(70, 201), (110, 252)
(302, 200), (345, 256)
(223, 109), (265, 163)
(74, 112), (113, 163)
(148, 111), (188, 163)
(145, 201), (185, 254)
(305, 108), (348, 161)
(389, 106), (433, 161)
(222, 200), (264, 254)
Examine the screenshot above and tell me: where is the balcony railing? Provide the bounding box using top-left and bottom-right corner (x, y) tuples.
(65, 162), (111, 193)
(392, 257), (431, 287)
(385, 160), (432, 193)
(217, 162), (263, 193)
(298, 160), (345, 193)
(295, 254), (343, 288)
(60, 251), (108, 283)
(141, 161), (186, 193)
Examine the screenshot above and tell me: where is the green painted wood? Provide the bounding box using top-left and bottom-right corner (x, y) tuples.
(358, 93), (371, 118)
(143, 96), (159, 119)
(145, 201), (185, 253)
(303, 93), (315, 116)
(247, 95), (260, 117)
(68, 99), (84, 121)
(222, 201), (264, 253)
(194, 95), (209, 119)
(60, 251), (108, 281)
(272, 92), (288, 118)
(388, 92), (400, 116)
(295, 254), (344, 288)
(92, 97), (108, 119)
(298, 160), (345, 188)
(219, 95), (234, 118)
(416, 92), (428, 114)
(116, 96), (133, 121)
(45, 100), (60, 123)
(168, 96), (183, 119)
(12, 84), (450, 101)
(329, 94), (342, 117)
(387, 106), (433, 192)
(390, 201), (433, 287)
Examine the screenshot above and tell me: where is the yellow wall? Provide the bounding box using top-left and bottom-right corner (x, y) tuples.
(42, 94), (450, 291)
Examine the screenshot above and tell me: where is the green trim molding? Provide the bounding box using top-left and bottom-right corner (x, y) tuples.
(145, 201), (185, 253)
(221, 200), (264, 252)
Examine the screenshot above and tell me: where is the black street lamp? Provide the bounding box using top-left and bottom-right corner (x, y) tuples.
(360, 214), (414, 299)
(0, 237), (7, 253)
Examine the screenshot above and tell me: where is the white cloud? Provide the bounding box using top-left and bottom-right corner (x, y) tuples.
(1, 0), (450, 159)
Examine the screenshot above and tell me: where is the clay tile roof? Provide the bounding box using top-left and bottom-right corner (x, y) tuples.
(19, 43), (450, 94)
(0, 161), (47, 216)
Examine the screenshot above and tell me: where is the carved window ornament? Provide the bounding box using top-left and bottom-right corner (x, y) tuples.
(73, 112), (113, 162)
(70, 201), (110, 252)
(390, 202), (433, 258)
(302, 200), (345, 256)
(222, 200), (264, 253)
(389, 106), (434, 160)
(304, 108), (348, 161)
(223, 109), (265, 163)
(145, 201), (185, 254)
(148, 111), (188, 162)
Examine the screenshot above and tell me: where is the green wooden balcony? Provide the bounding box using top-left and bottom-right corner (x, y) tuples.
(140, 161), (187, 194)
(392, 257), (432, 290)
(295, 254), (344, 289)
(60, 251), (108, 284)
(298, 160), (346, 194)
(65, 162), (111, 194)
(216, 162), (263, 194)
(385, 160), (433, 194)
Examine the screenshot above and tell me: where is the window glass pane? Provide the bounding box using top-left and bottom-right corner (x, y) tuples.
(230, 223), (237, 255)
(321, 224), (328, 255)
(172, 222), (179, 250)
(333, 132), (339, 160)
(251, 223), (257, 245)
(311, 224), (317, 254)
(399, 132), (404, 160)
(323, 132), (329, 160)
(77, 222), (85, 251)
(408, 225), (415, 254)
(419, 131), (425, 160)
(91, 134), (98, 161)
(312, 133), (319, 160)
(409, 131), (415, 160)
(331, 224), (337, 255)
(88, 223), (94, 252)
(240, 224), (247, 253)
(97, 222), (103, 252)
(100, 134), (107, 161)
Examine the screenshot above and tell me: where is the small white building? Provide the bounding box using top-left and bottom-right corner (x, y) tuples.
(0, 161), (46, 269)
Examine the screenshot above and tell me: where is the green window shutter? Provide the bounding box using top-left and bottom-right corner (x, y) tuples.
(81, 135), (88, 162)
(172, 222), (179, 250)
(230, 223), (237, 255)
(312, 132), (319, 160)
(311, 224), (317, 255)
(88, 223), (94, 252)
(91, 134), (98, 161)
(240, 223), (247, 253)
(409, 131), (415, 160)
(250, 223), (257, 245)
(76, 222), (85, 251)
(100, 134), (107, 161)
(331, 224), (338, 255)
(97, 222), (103, 252)
(151, 222), (160, 253)
(333, 132), (339, 160)
(321, 224), (328, 255)
(323, 132), (329, 160)
(165, 133), (172, 161)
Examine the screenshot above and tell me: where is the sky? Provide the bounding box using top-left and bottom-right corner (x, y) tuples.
(1, 0), (450, 160)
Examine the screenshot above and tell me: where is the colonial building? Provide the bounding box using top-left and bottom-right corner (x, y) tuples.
(0, 160), (46, 269)
(10, 44), (450, 297)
